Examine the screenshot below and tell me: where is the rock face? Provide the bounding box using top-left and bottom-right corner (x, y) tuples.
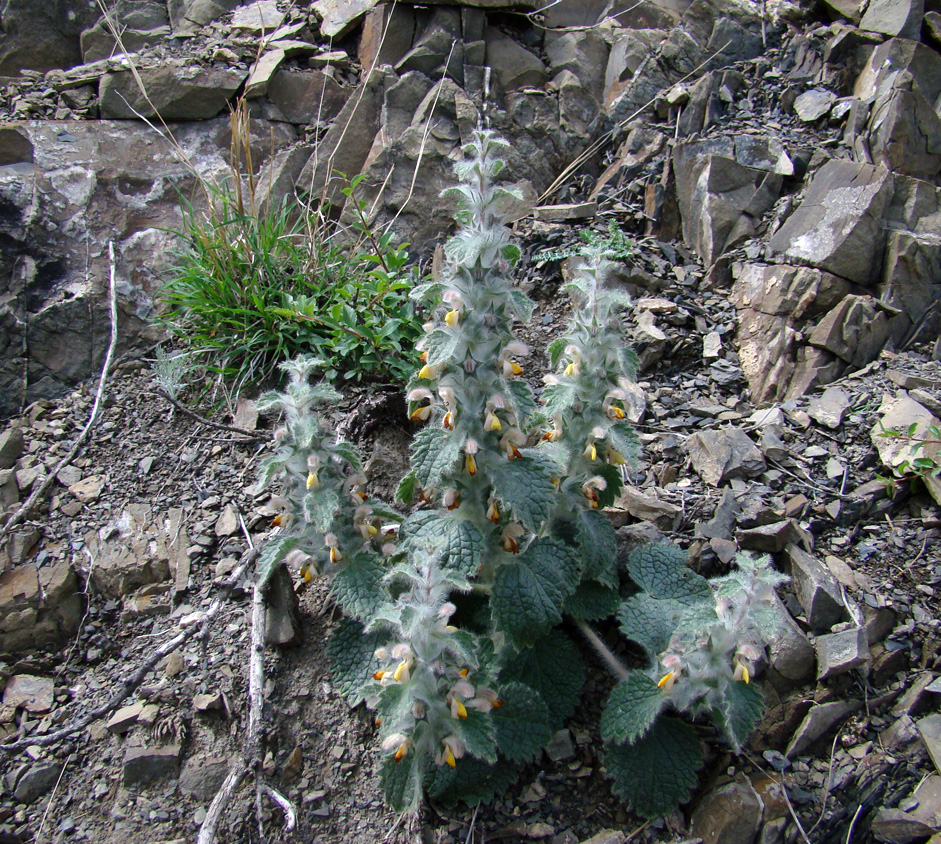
(0, 561), (82, 652)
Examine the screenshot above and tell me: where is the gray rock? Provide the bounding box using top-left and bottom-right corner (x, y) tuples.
(808, 294), (892, 369)
(231, 0), (284, 32)
(871, 808), (935, 842)
(766, 593), (816, 687)
(123, 744), (182, 786)
(881, 228), (941, 349)
(673, 143), (782, 266)
(786, 699), (860, 757)
(617, 487), (679, 528)
(737, 520), (810, 554)
(213, 504), (239, 539)
(685, 428), (766, 487)
(87, 507), (171, 598)
(545, 29), (610, 93)
(807, 387), (851, 429)
(860, 0), (924, 39)
(769, 159), (894, 287)
(358, 3), (416, 71)
(786, 544), (846, 634)
(691, 778), (763, 844)
(99, 66), (247, 120)
(545, 729), (575, 762)
(917, 713), (941, 774)
(244, 49), (288, 100)
(0, 561), (81, 653)
(793, 88), (836, 122)
(485, 27), (548, 92)
(816, 626), (869, 679)
(266, 563), (303, 647)
(882, 714), (921, 751)
(179, 755), (231, 802)
(81, 23), (170, 64)
(0, 426), (25, 470)
(107, 702), (145, 734)
(13, 763), (63, 804)
(168, 0), (241, 33)
(0, 0), (97, 75)
(871, 393), (941, 505)
(313, 0), (381, 38)
(821, 0), (865, 21)
(3, 674), (54, 712)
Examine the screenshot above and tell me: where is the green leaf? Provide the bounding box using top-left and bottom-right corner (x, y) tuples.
(440, 519), (484, 578)
(607, 422), (641, 465)
(505, 379), (536, 427)
(331, 553), (387, 621)
(302, 486), (340, 533)
(601, 674), (666, 745)
(499, 630), (584, 730)
(542, 382), (578, 418)
(505, 289), (535, 323)
(326, 617), (387, 705)
(376, 683), (413, 733)
(715, 681), (764, 753)
(489, 457), (556, 532)
(422, 329), (460, 366)
(627, 542), (710, 604)
(564, 580), (621, 621)
(328, 439), (362, 470)
(492, 540), (579, 647)
(616, 593), (685, 659)
(605, 718), (703, 819)
(492, 681), (551, 764)
(575, 508), (618, 589)
(455, 708), (499, 764)
(547, 337), (566, 368)
(256, 535), (299, 588)
(411, 427), (463, 489)
(380, 735), (425, 812)
(427, 756), (521, 808)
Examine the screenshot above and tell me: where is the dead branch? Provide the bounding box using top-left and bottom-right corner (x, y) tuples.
(153, 387), (267, 440)
(0, 546), (259, 756)
(2, 242), (120, 538)
(197, 554), (297, 844)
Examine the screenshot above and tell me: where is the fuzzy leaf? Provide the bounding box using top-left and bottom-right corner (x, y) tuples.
(618, 348), (639, 380)
(376, 683), (413, 732)
(606, 717), (703, 819)
(411, 427), (463, 489)
(617, 593), (684, 659)
(331, 553), (386, 621)
(422, 328), (460, 367)
(380, 728), (426, 812)
(716, 680), (764, 753)
(302, 486), (340, 533)
(505, 289), (535, 323)
(489, 457), (556, 532)
(328, 439), (362, 470)
(575, 508), (618, 588)
(395, 472), (418, 504)
(506, 379), (537, 428)
(499, 630), (584, 730)
(542, 382), (578, 418)
(492, 540), (579, 647)
(627, 542), (710, 604)
(564, 580), (621, 621)
(455, 708), (498, 764)
(492, 681), (551, 764)
(440, 519), (484, 578)
(547, 337), (566, 368)
(326, 617), (387, 705)
(601, 674), (666, 745)
(427, 756), (522, 808)
(256, 536), (299, 587)
(402, 510), (449, 550)
(606, 422), (641, 465)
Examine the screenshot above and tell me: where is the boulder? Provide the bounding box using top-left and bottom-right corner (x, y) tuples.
(0, 0), (98, 75)
(167, 0), (241, 34)
(785, 544), (846, 634)
(685, 427), (766, 486)
(766, 593), (816, 687)
(265, 69), (347, 125)
(815, 626), (870, 679)
(312, 0), (381, 38)
(859, 0), (924, 39)
(358, 3), (417, 71)
(673, 143), (782, 266)
(808, 294), (892, 369)
(0, 561), (81, 653)
(87, 506), (172, 598)
(99, 66), (248, 120)
(485, 27), (548, 93)
(691, 778), (763, 844)
(769, 159), (894, 287)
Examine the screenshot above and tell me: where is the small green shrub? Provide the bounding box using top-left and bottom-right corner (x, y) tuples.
(876, 421), (941, 495)
(157, 180), (424, 389)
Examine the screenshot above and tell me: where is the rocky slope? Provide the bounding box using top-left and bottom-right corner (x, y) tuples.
(0, 0), (940, 843)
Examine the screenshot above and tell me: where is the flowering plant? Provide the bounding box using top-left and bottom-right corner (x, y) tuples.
(259, 131), (787, 820)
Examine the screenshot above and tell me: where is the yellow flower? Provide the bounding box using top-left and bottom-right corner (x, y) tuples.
(393, 659), (410, 683)
(443, 411), (454, 430)
(564, 362), (579, 377)
(451, 697), (468, 719)
(465, 454), (477, 476)
(411, 405), (432, 422)
(444, 744), (456, 767)
(487, 501), (499, 523)
(329, 546), (342, 565)
(608, 405), (626, 420)
(733, 661), (750, 684)
(306, 471), (319, 490)
(418, 364), (436, 380)
(445, 309), (460, 327)
(607, 448), (626, 466)
(657, 671), (676, 690)
(485, 412), (502, 432)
